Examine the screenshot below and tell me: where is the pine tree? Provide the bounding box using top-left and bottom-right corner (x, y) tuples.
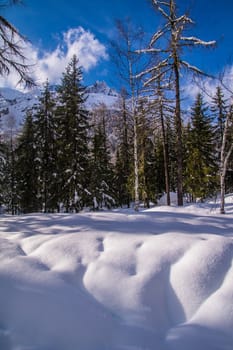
(0, 113), (19, 213)
(34, 80), (58, 212)
(184, 93), (218, 201)
(15, 111), (39, 213)
(90, 117), (115, 210)
(55, 55), (90, 212)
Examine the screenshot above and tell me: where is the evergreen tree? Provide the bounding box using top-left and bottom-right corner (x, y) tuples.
(1, 113), (19, 213)
(34, 80), (58, 212)
(90, 117), (115, 209)
(114, 92), (132, 207)
(211, 86), (227, 156)
(55, 55), (90, 212)
(153, 130), (166, 201)
(137, 99), (156, 207)
(184, 93), (218, 201)
(15, 111), (39, 213)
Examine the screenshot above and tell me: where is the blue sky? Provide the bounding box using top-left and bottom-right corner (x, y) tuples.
(2, 0), (233, 92)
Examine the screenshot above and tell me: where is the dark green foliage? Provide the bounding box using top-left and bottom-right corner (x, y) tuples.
(90, 118), (115, 209)
(114, 96), (132, 207)
(184, 93), (218, 201)
(55, 55), (90, 212)
(34, 80), (58, 212)
(137, 101), (157, 207)
(15, 112), (40, 213)
(211, 86), (227, 152)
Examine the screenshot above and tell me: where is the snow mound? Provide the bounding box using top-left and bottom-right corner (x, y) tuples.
(0, 206), (233, 350)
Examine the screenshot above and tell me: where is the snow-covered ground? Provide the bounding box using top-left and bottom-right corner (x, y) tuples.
(1, 198), (233, 350)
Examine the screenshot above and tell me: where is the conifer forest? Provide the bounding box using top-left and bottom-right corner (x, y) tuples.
(0, 0), (232, 214)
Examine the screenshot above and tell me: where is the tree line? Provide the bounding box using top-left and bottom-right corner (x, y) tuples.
(0, 0), (233, 214)
(0, 53), (232, 213)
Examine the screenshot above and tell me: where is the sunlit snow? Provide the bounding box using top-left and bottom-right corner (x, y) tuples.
(0, 198), (233, 350)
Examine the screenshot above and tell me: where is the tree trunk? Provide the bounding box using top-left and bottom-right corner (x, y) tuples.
(219, 107), (233, 214)
(133, 111), (139, 211)
(220, 170), (226, 214)
(160, 107), (170, 206)
(173, 55), (183, 206)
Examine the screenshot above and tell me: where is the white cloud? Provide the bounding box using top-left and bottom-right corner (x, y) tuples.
(0, 27), (108, 90)
(183, 67), (233, 105)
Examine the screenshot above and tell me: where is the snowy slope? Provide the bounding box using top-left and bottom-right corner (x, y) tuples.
(0, 81), (119, 131)
(0, 200), (233, 350)
(85, 81), (119, 110)
(0, 87), (40, 130)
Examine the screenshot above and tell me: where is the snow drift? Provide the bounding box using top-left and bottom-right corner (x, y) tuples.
(0, 202), (233, 350)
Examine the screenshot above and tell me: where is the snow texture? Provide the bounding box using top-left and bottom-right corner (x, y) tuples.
(0, 198), (233, 350)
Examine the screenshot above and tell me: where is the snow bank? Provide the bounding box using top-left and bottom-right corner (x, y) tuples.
(0, 205), (233, 350)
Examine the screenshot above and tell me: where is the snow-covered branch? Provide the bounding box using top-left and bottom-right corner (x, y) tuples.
(181, 60), (214, 77)
(143, 67), (171, 87)
(135, 48), (162, 54)
(152, 0), (170, 20)
(150, 29), (165, 46)
(176, 14), (194, 25)
(181, 36), (216, 47)
(135, 56), (170, 79)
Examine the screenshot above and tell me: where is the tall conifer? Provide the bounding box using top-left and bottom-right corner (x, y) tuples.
(56, 55), (90, 212)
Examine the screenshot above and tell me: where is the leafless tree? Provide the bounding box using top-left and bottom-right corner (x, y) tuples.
(219, 103), (233, 214)
(136, 0), (215, 206)
(110, 19), (146, 210)
(0, 0), (35, 87)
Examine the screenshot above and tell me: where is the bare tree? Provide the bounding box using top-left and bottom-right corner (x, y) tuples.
(0, 0), (35, 87)
(136, 0), (215, 206)
(110, 19), (146, 210)
(153, 75), (173, 206)
(219, 104), (233, 214)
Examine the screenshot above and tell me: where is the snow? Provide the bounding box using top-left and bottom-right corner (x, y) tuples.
(0, 200), (233, 350)
(0, 82), (119, 133)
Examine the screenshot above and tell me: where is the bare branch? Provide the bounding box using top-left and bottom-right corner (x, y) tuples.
(143, 67), (171, 86)
(0, 10), (35, 87)
(181, 36), (216, 47)
(152, 0), (170, 20)
(175, 14), (194, 25)
(149, 29), (165, 46)
(135, 48), (162, 54)
(181, 60), (215, 78)
(135, 56), (170, 79)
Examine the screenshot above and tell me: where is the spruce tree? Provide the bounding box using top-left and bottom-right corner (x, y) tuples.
(90, 118), (115, 209)
(34, 80), (58, 212)
(114, 93), (132, 207)
(55, 55), (90, 212)
(184, 93), (218, 201)
(15, 111), (39, 213)
(211, 86), (227, 156)
(1, 113), (19, 214)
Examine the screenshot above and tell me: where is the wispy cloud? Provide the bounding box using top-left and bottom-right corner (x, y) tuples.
(0, 27), (108, 90)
